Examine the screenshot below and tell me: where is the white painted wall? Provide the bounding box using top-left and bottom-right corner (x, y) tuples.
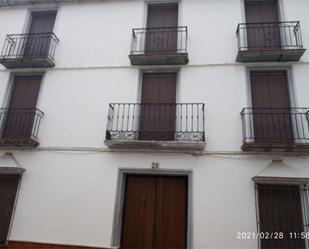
(0, 0), (308, 67)
(7, 151), (309, 248)
(0, 0), (308, 248)
(0, 8), (27, 71)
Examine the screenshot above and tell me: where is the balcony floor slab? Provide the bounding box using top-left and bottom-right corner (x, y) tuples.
(242, 143), (309, 153)
(129, 53), (188, 65)
(0, 57), (55, 69)
(104, 139), (205, 151)
(237, 49), (306, 62)
(0, 138), (39, 148)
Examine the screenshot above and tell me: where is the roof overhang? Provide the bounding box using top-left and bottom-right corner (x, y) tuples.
(0, 0), (113, 8)
(0, 152), (25, 175)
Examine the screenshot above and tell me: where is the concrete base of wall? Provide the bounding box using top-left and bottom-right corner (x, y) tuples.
(3, 241), (109, 249)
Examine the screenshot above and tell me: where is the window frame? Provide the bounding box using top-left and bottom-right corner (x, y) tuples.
(253, 178), (309, 249)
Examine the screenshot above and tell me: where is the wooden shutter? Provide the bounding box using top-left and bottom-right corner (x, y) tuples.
(146, 4), (178, 53)
(258, 184), (306, 249)
(29, 11), (57, 34)
(140, 73), (177, 141)
(245, 0), (281, 49)
(250, 71), (293, 143)
(24, 11), (57, 57)
(2, 76), (42, 140)
(0, 175), (20, 244)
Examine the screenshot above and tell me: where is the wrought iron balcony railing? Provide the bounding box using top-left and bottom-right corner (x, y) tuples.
(0, 33), (59, 68)
(129, 26), (188, 65)
(106, 103), (205, 142)
(241, 108), (309, 146)
(236, 21), (306, 62)
(0, 108), (44, 146)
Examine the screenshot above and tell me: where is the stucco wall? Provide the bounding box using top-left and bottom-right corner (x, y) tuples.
(0, 0), (308, 248)
(5, 151), (309, 248)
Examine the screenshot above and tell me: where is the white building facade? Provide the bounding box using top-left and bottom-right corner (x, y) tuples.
(0, 0), (308, 248)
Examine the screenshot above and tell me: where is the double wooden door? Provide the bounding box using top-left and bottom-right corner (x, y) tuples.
(24, 11), (57, 58)
(139, 73), (177, 141)
(245, 0), (281, 49)
(121, 175), (187, 249)
(250, 71), (293, 143)
(258, 184), (306, 249)
(146, 4), (178, 53)
(2, 76), (41, 140)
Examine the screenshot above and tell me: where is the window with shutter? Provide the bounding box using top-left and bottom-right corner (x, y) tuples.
(257, 184), (306, 249)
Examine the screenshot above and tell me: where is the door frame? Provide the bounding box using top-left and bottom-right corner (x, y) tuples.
(241, 0), (285, 49)
(23, 8), (58, 35)
(0, 73), (45, 138)
(137, 69), (180, 139)
(253, 180), (309, 249)
(246, 67), (296, 110)
(245, 67), (298, 143)
(241, 0), (284, 23)
(1, 73), (45, 110)
(144, 1), (181, 27)
(138, 68), (180, 104)
(111, 168), (193, 249)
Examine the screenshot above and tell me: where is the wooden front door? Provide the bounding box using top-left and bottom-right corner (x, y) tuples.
(24, 11), (57, 58)
(250, 71), (293, 143)
(140, 73), (177, 141)
(245, 0), (281, 49)
(258, 184), (306, 249)
(121, 175), (187, 249)
(146, 4), (178, 53)
(2, 76), (42, 140)
(0, 175), (20, 244)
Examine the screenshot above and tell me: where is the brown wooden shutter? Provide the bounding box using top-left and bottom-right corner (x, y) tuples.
(24, 11), (57, 57)
(0, 175), (20, 244)
(8, 76), (42, 109)
(146, 4), (178, 53)
(250, 71), (293, 143)
(147, 4), (178, 28)
(245, 0), (281, 49)
(140, 73), (177, 141)
(2, 76), (42, 140)
(29, 11), (57, 34)
(258, 184), (306, 249)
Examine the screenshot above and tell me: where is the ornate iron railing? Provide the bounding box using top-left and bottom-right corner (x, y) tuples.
(0, 33), (59, 61)
(130, 26), (188, 54)
(106, 103), (205, 142)
(241, 108), (309, 144)
(0, 108), (44, 142)
(236, 21), (304, 51)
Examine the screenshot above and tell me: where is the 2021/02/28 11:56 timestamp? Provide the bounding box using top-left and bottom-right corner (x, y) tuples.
(237, 232), (309, 240)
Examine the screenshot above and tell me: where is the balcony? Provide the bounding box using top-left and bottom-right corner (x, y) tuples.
(241, 108), (309, 152)
(105, 103), (205, 151)
(0, 108), (44, 147)
(0, 33), (59, 68)
(129, 26), (188, 65)
(236, 21), (306, 62)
